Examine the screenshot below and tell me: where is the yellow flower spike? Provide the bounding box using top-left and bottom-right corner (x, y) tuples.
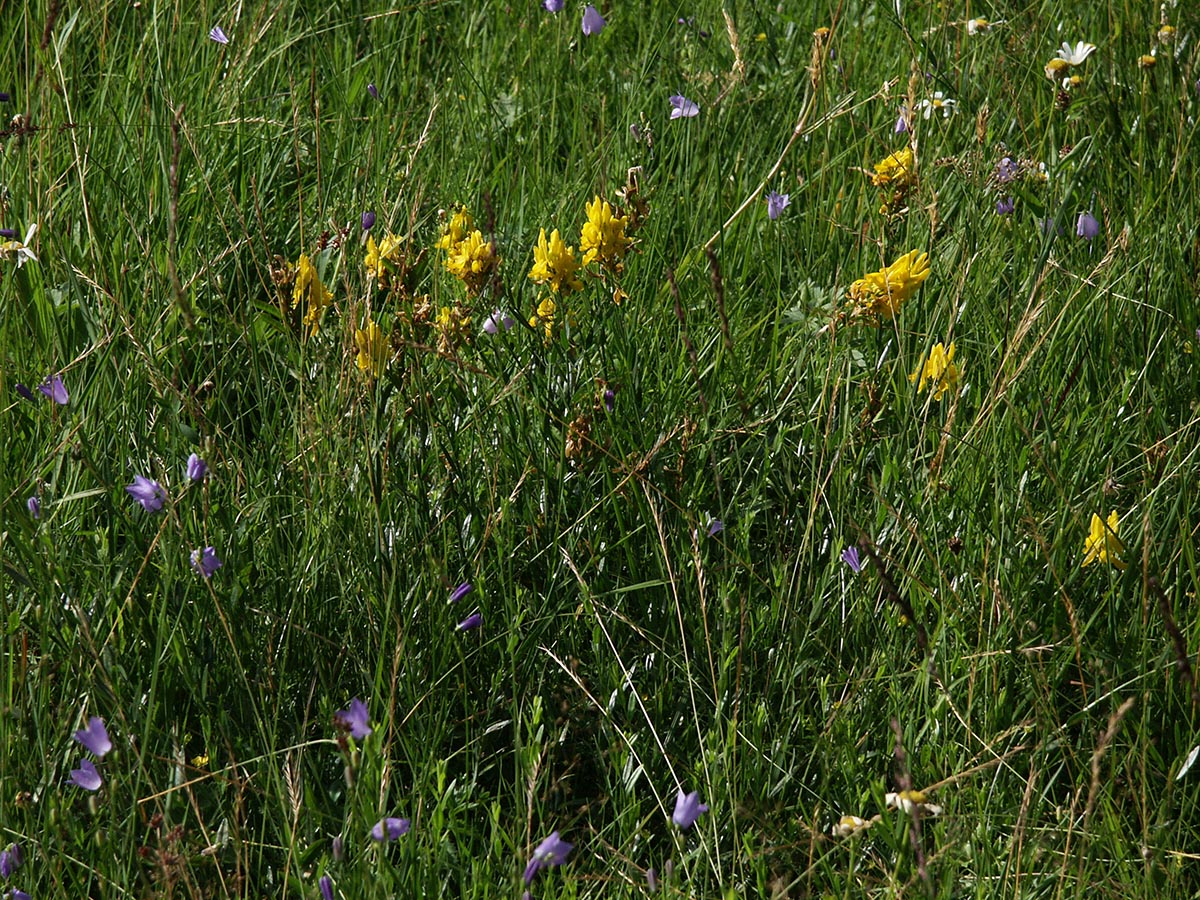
(529, 296), (558, 342)
(1082, 511), (1127, 570)
(444, 230), (499, 296)
(354, 320), (389, 379)
(437, 206), (474, 252)
(580, 196), (630, 270)
(848, 249), (930, 321)
(909, 341), (961, 400)
(292, 253), (333, 335)
(366, 233), (405, 283)
(870, 148), (916, 188)
(434, 305), (472, 355)
(528, 228), (583, 294)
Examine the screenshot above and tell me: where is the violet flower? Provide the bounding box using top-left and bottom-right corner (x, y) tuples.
(38, 374), (68, 405)
(367, 83), (379, 101)
(482, 310), (515, 334)
(73, 716), (112, 757)
(995, 156), (1019, 184)
(370, 817), (410, 841)
(706, 518), (724, 537)
(362, 210), (376, 231)
(12, 890), (31, 900)
(0, 93), (9, 103)
(543, 0), (564, 10)
(457, 612), (482, 631)
(449, 582), (473, 604)
(0, 843), (21, 879)
(603, 388), (615, 413)
(319, 875), (334, 900)
(0, 228), (14, 238)
(126, 475), (166, 513)
(334, 698), (372, 739)
(894, 106), (910, 133)
(190, 547), (223, 578)
(186, 453), (208, 482)
(69, 758), (102, 791)
(646, 867), (658, 892)
(26, 496), (40, 519)
(523, 831), (573, 885)
(581, 5), (605, 36)
(841, 546), (863, 574)
(995, 196), (1015, 215)
(672, 789), (709, 829)
(1076, 210), (1100, 240)
(669, 94), (699, 119)
(767, 191), (790, 220)
(15, 383), (35, 402)
(209, 25), (229, 44)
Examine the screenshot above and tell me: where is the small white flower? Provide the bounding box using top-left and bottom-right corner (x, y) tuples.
(1056, 41), (1096, 66)
(916, 92), (956, 119)
(885, 790), (943, 817)
(831, 814), (871, 837)
(966, 17), (1003, 35)
(0, 223), (38, 268)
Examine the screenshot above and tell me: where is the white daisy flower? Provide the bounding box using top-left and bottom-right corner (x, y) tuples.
(831, 814), (871, 837)
(885, 790), (943, 817)
(967, 17), (1003, 35)
(0, 223), (38, 268)
(916, 92), (956, 119)
(1056, 41), (1096, 66)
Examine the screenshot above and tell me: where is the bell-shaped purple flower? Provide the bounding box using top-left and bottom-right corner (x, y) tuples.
(15, 383), (36, 402)
(706, 518), (724, 537)
(1076, 210), (1100, 241)
(449, 582), (473, 604)
(73, 716), (112, 757)
(767, 191), (790, 220)
(672, 789), (709, 829)
(581, 5), (605, 35)
(367, 83), (379, 101)
(995, 196), (1015, 215)
(186, 453), (208, 482)
(70, 758), (102, 791)
(38, 374), (69, 405)
(126, 475), (166, 512)
(457, 612), (482, 631)
(543, 0), (564, 11)
(523, 831), (573, 885)
(190, 547), (223, 578)
(669, 94), (699, 119)
(841, 546), (863, 573)
(209, 25), (229, 44)
(319, 875), (334, 900)
(361, 210), (376, 231)
(370, 817), (410, 841)
(0, 842), (22, 879)
(11, 890), (31, 900)
(334, 698), (372, 739)
(26, 496), (40, 519)
(482, 310), (516, 334)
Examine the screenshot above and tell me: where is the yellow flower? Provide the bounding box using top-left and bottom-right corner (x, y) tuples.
(1138, 54), (1157, 70)
(529, 295), (558, 342)
(444, 230), (499, 296)
(909, 341), (961, 400)
(365, 233), (404, 283)
(886, 790), (943, 816)
(1157, 25), (1176, 44)
(528, 228), (583, 294)
(1082, 511), (1126, 570)
(435, 305), (472, 355)
(437, 206), (474, 252)
(580, 196), (630, 270)
(848, 249), (930, 321)
(870, 148), (916, 188)
(292, 253), (333, 335)
(354, 319), (389, 379)
(831, 814), (870, 838)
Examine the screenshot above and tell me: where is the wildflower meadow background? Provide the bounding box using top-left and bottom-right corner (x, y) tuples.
(3, 1), (1200, 897)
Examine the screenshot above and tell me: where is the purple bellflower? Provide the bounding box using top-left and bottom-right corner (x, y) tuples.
(457, 612), (482, 631)
(669, 94), (699, 119)
(38, 374), (69, 405)
(190, 547), (223, 578)
(367, 83), (379, 101)
(767, 191), (790, 220)
(319, 875), (334, 900)
(1076, 210), (1100, 240)
(646, 867), (658, 892)
(361, 210), (376, 231)
(370, 817), (410, 841)
(672, 789), (709, 829)
(12, 890), (31, 900)
(26, 496), (40, 519)
(73, 716), (112, 757)
(70, 758), (102, 791)
(706, 518), (724, 537)
(543, 0), (564, 10)
(581, 5), (605, 35)
(523, 831), (573, 885)
(995, 196), (1015, 215)
(186, 453), (208, 482)
(15, 383), (36, 402)
(334, 698), (372, 740)
(209, 25), (229, 44)
(841, 546), (863, 574)
(449, 582), (473, 604)
(126, 475), (166, 513)
(482, 309), (516, 334)
(0, 843), (22, 879)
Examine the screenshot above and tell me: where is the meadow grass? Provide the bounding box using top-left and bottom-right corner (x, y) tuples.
(3, 0), (1200, 897)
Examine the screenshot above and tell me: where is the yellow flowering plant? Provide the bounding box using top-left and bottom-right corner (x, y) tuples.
(435, 304), (472, 355)
(870, 148), (916, 188)
(580, 196), (630, 272)
(292, 252), (333, 336)
(1082, 511), (1126, 570)
(444, 230), (499, 297)
(365, 233), (405, 286)
(528, 228), (583, 295)
(354, 319), (389, 380)
(909, 341), (961, 400)
(847, 249), (930, 322)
